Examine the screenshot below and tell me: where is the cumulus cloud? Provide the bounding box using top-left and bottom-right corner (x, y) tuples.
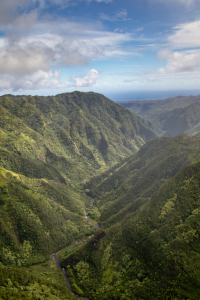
(168, 20), (200, 49)
(0, 42), (54, 75)
(158, 49), (200, 73)
(0, 70), (68, 93)
(154, 20), (200, 75)
(74, 69), (100, 87)
(0, 25), (132, 74)
(0, 0), (135, 92)
(0, 68), (100, 92)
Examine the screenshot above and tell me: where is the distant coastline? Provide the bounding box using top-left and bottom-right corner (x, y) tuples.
(104, 89), (200, 102)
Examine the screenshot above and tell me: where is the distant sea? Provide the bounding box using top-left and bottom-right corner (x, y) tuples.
(104, 90), (200, 102)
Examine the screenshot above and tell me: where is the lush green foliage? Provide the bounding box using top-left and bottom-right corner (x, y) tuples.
(62, 160), (200, 299)
(0, 166), (93, 266)
(0, 92), (157, 185)
(1, 92), (200, 299)
(85, 134), (200, 227)
(0, 91), (157, 265)
(0, 259), (77, 299)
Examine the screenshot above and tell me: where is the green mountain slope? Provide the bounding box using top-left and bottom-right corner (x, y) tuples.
(61, 142), (200, 300)
(0, 91), (157, 263)
(0, 91), (158, 300)
(0, 260), (76, 300)
(2, 91), (200, 299)
(0, 166), (93, 266)
(118, 94), (200, 136)
(84, 134), (200, 227)
(0, 92), (157, 185)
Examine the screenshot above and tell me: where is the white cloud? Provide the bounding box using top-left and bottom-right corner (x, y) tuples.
(158, 49), (200, 73)
(0, 70), (69, 93)
(0, 8), (134, 92)
(0, 25), (133, 75)
(168, 20), (200, 49)
(0, 68), (101, 92)
(0, 42), (54, 75)
(154, 20), (200, 75)
(74, 69), (100, 87)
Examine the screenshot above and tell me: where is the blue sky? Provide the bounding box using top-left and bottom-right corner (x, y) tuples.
(0, 0), (200, 98)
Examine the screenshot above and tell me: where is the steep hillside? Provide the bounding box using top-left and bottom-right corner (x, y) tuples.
(62, 145), (200, 300)
(84, 134), (200, 227)
(0, 91), (158, 267)
(0, 260), (75, 300)
(118, 94), (200, 136)
(161, 102), (200, 136)
(2, 92), (200, 300)
(0, 166), (93, 266)
(0, 92), (157, 185)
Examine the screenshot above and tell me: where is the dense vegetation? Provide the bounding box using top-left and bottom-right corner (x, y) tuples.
(1, 92), (200, 299)
(0, 260), (76, 300)
(0, 166), (93, 267)
(61, 135), (200, 299)
(0, 91), (157, 263)
(0, 92), (157, 185)
(84, 134), (200, 227)
(118, 94), (200, 136)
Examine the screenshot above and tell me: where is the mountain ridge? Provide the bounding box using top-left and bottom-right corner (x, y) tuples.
(117, 94), (200, 136)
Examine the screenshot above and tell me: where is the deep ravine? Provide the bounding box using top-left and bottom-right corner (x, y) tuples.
(51, 199), (100, 299)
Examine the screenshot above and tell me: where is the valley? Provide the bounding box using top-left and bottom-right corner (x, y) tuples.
(0, 92), (200, 299)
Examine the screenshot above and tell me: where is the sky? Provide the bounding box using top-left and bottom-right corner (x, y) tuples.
(0, 0), (200, 99)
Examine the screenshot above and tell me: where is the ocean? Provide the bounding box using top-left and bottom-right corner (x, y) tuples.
(103, 90), (200, 102)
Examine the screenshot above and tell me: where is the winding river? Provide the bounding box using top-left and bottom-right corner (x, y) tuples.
(51, 199), (100, 299)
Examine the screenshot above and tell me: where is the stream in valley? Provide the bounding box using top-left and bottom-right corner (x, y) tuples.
(51, 199), (100, 299)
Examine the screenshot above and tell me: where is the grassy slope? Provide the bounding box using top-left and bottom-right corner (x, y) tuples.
(61, 151), (200, 300)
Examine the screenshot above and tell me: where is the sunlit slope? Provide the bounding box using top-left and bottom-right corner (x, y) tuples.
(62, 154), (200, 300)
(0, 166), (92, 266)
(0, 92), (157, 184)
(85, 134), (200, 227)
